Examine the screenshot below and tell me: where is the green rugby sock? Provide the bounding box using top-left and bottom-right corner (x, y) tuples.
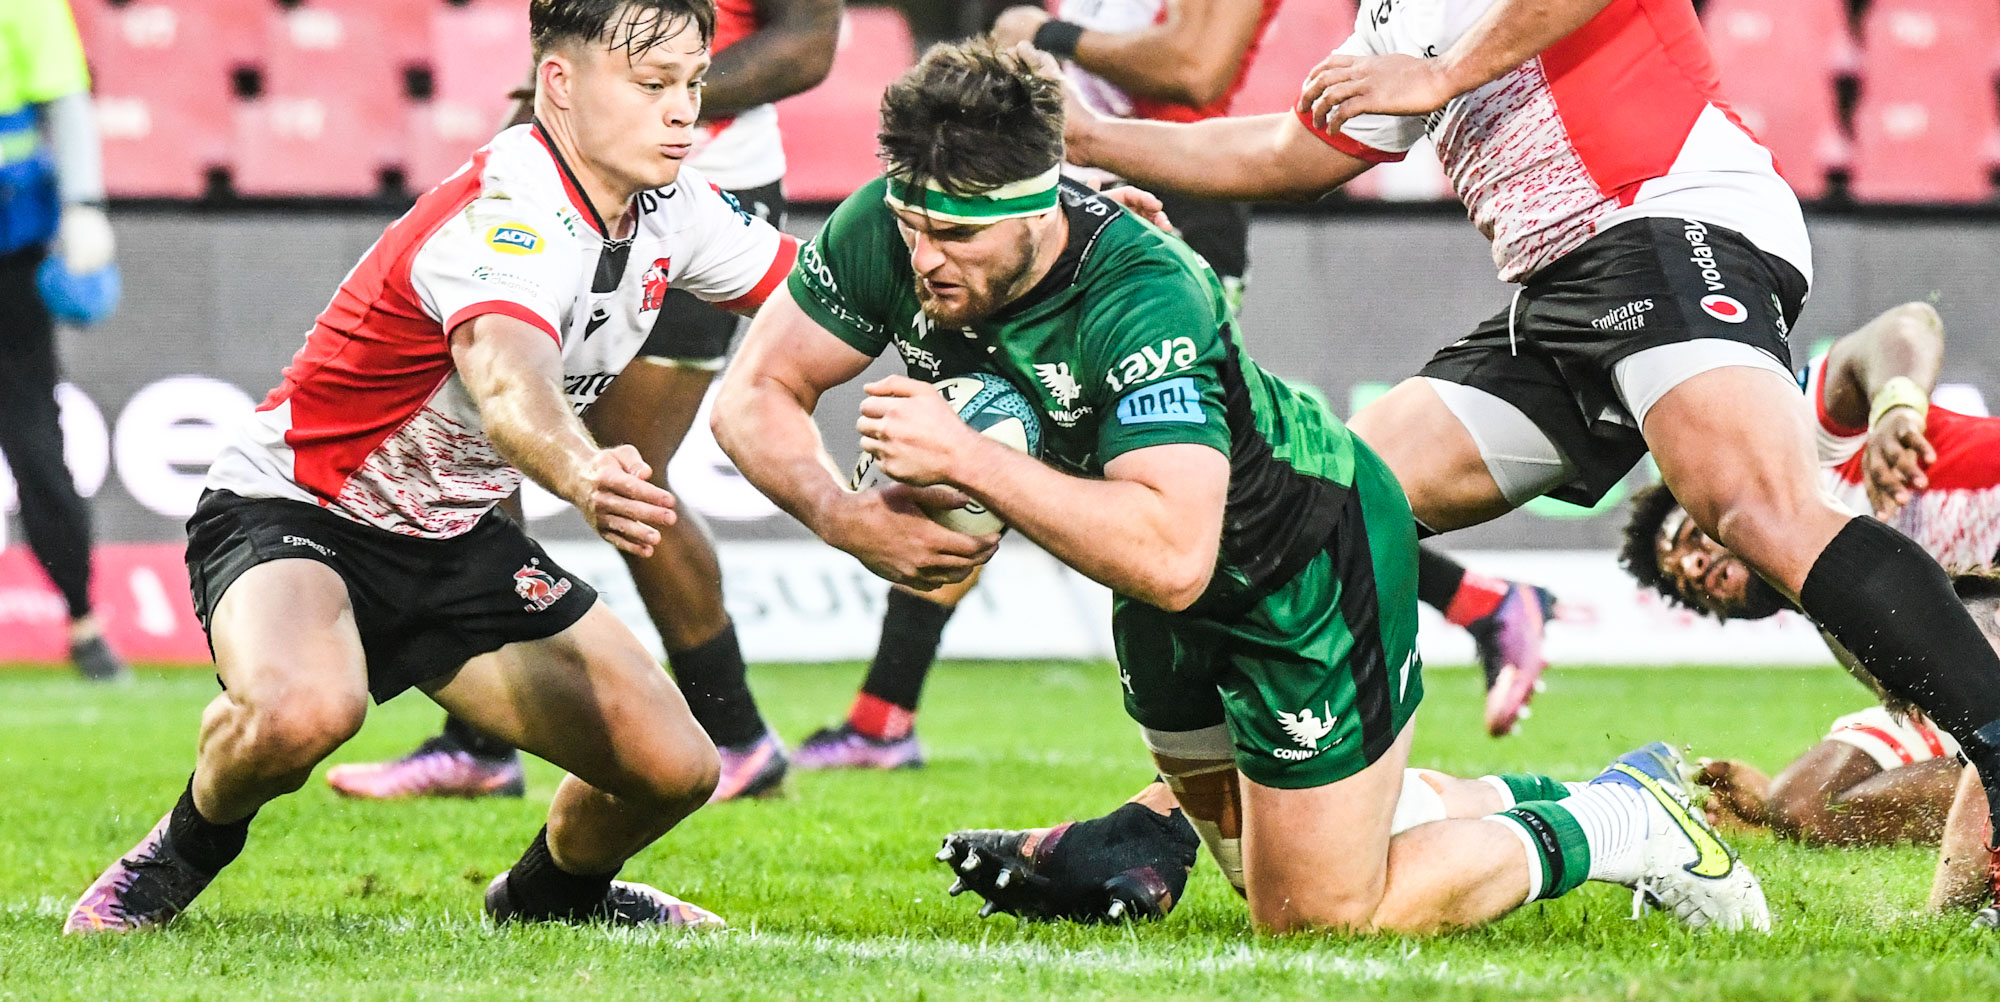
(1484, 773), (1574, 808)
(1492, 801), (1592, 902)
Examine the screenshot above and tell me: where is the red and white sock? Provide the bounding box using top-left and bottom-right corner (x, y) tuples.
(848, 693), (915, 741)
(1444, 572), (1510, 628)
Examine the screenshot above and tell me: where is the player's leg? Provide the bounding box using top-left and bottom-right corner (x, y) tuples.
(67, 557), (369, 933)
(1414, 545), (1561, 736)
(0, 250), (124, 681)
(1349, 331), (1581, 735)
(1933, 766), (1991, 915)
(427, 600), (724, 926)
(798, 574), (974, 770)
(583, 348), (785, 800)
(1641, 366), (2000, 846)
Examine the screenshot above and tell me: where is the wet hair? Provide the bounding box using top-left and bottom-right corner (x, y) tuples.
(1618, 482), (1790, 620)
(1619, 483), (1693, 611)
(530, 0), (713, 62)
(877, 38), (1065, 197)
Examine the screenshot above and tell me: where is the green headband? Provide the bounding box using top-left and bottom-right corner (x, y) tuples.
(882, 166), (1062, 224)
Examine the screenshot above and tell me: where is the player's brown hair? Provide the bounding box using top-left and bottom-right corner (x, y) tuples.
(877, 39), (1066, 198)
(530, 0), (714, 61)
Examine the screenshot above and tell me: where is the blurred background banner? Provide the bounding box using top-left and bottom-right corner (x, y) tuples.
(5, 0), (1998, 664)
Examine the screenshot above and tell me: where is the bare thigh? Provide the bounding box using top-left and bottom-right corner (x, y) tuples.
(423, 600), (717, 800)
(1642, 365), (1852, 593)
(1348, 378), (1514, 532)
(1239, 725), (1412, 931)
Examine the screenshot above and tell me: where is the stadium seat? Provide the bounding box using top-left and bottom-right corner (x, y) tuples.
(1849, 0), (2000, 203)
(776, 7), (918, 202)
(405, 2), (532, 194)
(74, 0), (235, 198)
(233, 3), (403, 197)
(1701, 0), (1853, 200)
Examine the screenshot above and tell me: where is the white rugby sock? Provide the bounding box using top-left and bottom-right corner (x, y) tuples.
(1560, 783), (1651, 884)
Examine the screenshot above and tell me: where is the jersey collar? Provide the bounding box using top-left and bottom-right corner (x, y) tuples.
(990, 179), (1120, 323)
(530, 119), (611, 237)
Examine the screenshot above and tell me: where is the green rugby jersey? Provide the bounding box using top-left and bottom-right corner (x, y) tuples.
(791, 177), (1365, 613)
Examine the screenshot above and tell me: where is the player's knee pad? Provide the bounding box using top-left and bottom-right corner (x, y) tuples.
(1143, 724), (1245, 892)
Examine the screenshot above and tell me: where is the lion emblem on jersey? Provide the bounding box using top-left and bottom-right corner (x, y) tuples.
(514, 561), (573, 612)
(640, 257), (672, 313)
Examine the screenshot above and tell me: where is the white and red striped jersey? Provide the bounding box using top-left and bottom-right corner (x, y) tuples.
(1825, 705), (1960, 772)
(1303, 0), (1811, 284)
(1805, 356), (2000, 573)
(688, 0), (785, 190)
(206, 124), (797, 539)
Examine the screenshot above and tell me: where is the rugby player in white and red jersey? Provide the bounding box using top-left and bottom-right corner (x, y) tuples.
(326, 0), (841, 806)
(934, 0), (2000, 927)
(1614, 303), (1995, 852)
(65, 0), (797, 934)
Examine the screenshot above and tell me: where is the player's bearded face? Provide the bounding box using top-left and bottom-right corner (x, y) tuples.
(1657, 511), (1792, 620)
(893, 211), (1047, 328)
(561, 14), (707, 199)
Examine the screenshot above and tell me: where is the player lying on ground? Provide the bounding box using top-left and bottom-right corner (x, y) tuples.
(1616, 300), (2000, 864)
(711, 39), (1766, 934)
(1023, 0), (2000, 924)
(1698, 705), (1960, 849)
(325, 0), (845, 806)
(64, 0), (801, 934)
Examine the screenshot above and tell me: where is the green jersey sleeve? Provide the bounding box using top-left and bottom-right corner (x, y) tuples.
(787, 177), (901, 357)
(1080, 256), (1232, 465)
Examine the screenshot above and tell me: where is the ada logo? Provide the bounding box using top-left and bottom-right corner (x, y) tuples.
(486, 223), (543, 256)
(640, 257), (672, 312)
(1700, 294), (1748, 324)
(513, 559), (573, 612)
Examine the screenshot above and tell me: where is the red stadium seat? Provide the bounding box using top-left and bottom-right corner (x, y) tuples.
(233, 4), (403, 197)
(1849, 0), (2000, 202)
(776, 7), (918, 202)
(406, 2), (531, 194)
(305, 0), (434, 72)
(1232, 0), (1355, 118)
(74, 0), (235, 198)
(1702, 0), (1852, 200)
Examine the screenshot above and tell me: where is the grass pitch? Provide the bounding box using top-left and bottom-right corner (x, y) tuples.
(2, 661), (1997, 1000)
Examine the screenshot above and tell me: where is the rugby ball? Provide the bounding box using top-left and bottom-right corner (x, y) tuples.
(851, 373), (1044, 534)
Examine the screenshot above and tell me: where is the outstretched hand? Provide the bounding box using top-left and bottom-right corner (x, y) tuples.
(571, 444), (677, 557)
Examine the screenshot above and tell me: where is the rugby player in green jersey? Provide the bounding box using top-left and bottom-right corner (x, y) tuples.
(712, 39), (1764, 934)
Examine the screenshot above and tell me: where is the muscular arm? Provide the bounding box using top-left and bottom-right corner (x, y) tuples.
(1431, 0), (1616, 98)
(452, 316), (602, 499)
(1066, 110), (1371, 202)
(955, 441), (1228, 611)
(699, 0), (843, 119)
(1068, 0), (1265, 108)
(1820, 301), (1945, 429)
(452, 314), (677, 554)
(714, 285), (997, 587)
(710, 284), (872, 528)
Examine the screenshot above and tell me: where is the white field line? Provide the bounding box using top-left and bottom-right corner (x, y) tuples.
(3, 895), (1516, 988)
